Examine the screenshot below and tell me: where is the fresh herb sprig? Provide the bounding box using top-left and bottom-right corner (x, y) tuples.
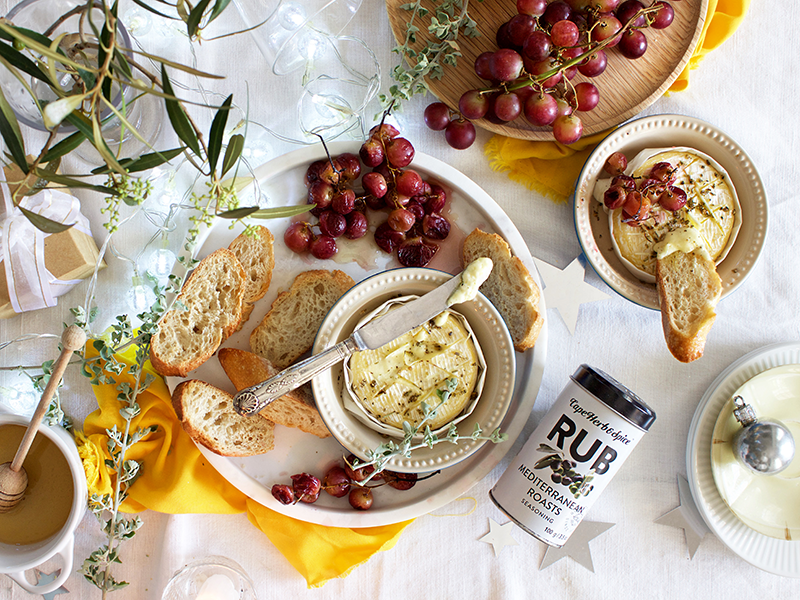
(77, 283), (165, 595)
(381, 0), (481, 109)
(348, 377), (508, 485)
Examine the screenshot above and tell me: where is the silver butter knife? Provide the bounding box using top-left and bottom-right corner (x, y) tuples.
(233, 271), (466, 416)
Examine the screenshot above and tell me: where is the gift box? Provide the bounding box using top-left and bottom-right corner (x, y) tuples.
(0, 161), (103, 319)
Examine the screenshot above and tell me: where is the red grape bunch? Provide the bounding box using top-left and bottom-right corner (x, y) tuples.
(271, 454), (433, 511)
(424, 0), (676, 147)
(360, 123), (453, 268)
(285, 123), (454, 268)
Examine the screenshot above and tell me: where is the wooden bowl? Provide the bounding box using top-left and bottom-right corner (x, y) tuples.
(385, 0), (708, 140)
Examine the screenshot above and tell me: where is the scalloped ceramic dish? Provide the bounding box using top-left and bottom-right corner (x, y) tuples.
(574, 115), (768, 310)
(314, 268), (515, 473)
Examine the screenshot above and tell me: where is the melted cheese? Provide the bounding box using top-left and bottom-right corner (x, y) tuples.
(606, 147), (739, 283)
(347, 310), (479, 430)
(448, 257), (493, 306)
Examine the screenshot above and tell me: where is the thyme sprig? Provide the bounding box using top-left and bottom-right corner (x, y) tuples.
(348, 378), (508, 485)
(381, 0), (481, 109)
(77, 282), (165, 595)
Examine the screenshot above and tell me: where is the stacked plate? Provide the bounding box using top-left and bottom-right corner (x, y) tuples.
(687, 342), (800, 577)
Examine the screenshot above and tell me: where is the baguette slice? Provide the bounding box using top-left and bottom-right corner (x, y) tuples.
(656, 249), (722, 363)
(150, 248), (245, 377)
(250, 269), (355, 369)
(172, 379), (275, 456)
(218, 348), (331, 438)
(228, 225), (275, 328)
(461, 228), (544, 352)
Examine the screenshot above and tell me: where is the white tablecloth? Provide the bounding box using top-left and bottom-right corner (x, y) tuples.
(2, 1), (799, 598)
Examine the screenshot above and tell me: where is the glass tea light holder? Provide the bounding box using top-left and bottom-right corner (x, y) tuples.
(0, 0), (161, 160)
(161, 556), (258, 600)
(232, 0), (363, 76)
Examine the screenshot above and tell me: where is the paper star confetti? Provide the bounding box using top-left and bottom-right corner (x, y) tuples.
(539, 521), (615, 572)
(533, 257), (609, 334)
(34, 569), (69, 599)
(480, 518), (519, 556)
(654, 474), (711, 559)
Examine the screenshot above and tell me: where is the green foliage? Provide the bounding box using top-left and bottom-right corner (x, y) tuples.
(348, 377), (508, 484)
(380, 0), (481, 110)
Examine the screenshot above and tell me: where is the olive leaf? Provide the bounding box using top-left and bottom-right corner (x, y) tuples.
(0, 39), (51, 84)
(161, 64), (202, 157)
(90, 148), (184, 174)
(17, 205), (74, 234)
(34, 170), (117, 195)
(42, 128), (90, 163)
(208, 0), (232, 24)
(0, 86), (28, 173)
(220, 133), (243, 176)
(207, 94), (232, 174)
(186, 0), (213, 38)
(245, 205), (316, 219)
(216, 206), (259, 219)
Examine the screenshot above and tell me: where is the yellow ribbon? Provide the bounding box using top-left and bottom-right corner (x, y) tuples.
(80, 345), (411, 587)
(484, 0), (751, 203)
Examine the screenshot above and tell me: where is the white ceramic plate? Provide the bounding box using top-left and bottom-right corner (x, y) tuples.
(687, 342), (800, 577)
(314, 268), (515, 472)
(574, 114), (768, 310)
(710, 365), (800, 540)
(181, 141), (548, 528)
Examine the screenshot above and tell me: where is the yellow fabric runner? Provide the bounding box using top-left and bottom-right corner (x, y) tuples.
(79, 346), (411, 588)
(485, 0), (751, 203)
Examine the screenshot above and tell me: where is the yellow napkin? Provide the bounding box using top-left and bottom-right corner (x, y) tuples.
(485, 0), (751, 203)
(78, 345), (412, 588)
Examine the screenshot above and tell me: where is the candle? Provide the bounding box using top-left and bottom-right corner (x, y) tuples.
(195, 573), (239, 600)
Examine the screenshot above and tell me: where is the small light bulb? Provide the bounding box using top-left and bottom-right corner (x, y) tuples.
(298, 30), (325, 61)
(278, 2), (307, 30)
(127, 275), (156, 313)
(147, 247), (176, 280)
(0, 377), (39, 417)
(122, 6), (153, 36)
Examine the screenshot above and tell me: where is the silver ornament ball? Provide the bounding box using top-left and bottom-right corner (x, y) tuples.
(733, 419), (796, 475)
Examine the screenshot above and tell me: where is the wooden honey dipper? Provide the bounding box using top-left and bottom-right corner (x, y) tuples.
(0, 325), (86, 513)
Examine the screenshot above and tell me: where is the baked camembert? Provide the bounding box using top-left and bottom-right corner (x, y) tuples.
(601, 147), (741, 283)
(347, 307), (481, 431)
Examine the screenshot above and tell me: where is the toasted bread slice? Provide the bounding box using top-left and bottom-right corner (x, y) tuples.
(656, 249), (722, 363)
(150, 248), (245, 377)
(218, 348), (331, 438)
(228, 225), (275, 328)
(250, 269), (354, 369)
(461, 229), (544, 352)
(172, 379), (275, 456)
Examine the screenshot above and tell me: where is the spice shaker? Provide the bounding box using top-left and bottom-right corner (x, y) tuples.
(490, 364), (656, 547)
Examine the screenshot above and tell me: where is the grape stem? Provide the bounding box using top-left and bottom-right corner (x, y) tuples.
(480, 6), (662, 96)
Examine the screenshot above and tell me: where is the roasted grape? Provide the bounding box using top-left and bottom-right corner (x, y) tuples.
(349, 487), (373, 510)
(291, 473), (321, 503)
(323, 465), (351, 498)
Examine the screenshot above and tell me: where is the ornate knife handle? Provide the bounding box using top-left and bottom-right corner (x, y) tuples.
(233, 337), (360, 416)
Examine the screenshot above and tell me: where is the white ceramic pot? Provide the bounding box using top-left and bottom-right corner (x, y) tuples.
(0, 412), (87, 594)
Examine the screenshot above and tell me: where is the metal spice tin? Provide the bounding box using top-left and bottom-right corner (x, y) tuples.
(489, 364), (656, 547)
